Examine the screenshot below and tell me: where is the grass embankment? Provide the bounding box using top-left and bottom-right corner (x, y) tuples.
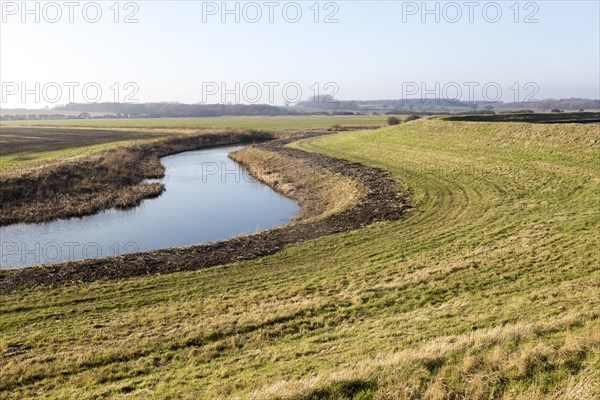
(0, 119), (598, 399)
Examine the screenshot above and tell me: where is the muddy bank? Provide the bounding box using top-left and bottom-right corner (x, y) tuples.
(0, 130), (273, 226)
(0, 131), (408, 292)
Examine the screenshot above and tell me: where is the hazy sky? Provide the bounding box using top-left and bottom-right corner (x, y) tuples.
(1, 0), (599, 108)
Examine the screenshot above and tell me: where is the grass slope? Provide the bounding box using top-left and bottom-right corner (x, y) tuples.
(0, 119), (598, 399)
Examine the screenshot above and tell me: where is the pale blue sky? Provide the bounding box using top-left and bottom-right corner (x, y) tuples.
(1, 1), (599, 107)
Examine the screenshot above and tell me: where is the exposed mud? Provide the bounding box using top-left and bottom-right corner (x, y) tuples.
(0, 131), (408, 292)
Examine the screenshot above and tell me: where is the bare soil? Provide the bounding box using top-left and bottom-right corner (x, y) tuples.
(0, 127), (161, 159)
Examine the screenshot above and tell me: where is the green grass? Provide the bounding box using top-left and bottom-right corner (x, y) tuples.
(0, 119), (598, 399)
(0, 115), (387, 130)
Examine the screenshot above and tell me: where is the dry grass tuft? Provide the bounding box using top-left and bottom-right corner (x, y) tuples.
(230, 146), (361, 221)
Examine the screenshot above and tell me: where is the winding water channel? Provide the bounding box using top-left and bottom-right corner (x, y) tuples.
(0, 145), (299, 269)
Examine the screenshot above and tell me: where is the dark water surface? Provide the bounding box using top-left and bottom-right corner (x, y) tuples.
(0, 146), (299, 268)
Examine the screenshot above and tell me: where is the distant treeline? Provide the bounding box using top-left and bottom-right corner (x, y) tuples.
(56, 102), (297, 117)
(502, 98), (600, 110)
(0, 114), (80, 121)
(299, 97), (600, 112)
(0, 103), (331, 121)
(62, 98), (599, 115)
(297, 98), (478, 111)
(1, 98), (598, 121)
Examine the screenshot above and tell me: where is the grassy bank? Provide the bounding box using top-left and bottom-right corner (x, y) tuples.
(230, 145), (361, 221)
(0, 119), (598, 399)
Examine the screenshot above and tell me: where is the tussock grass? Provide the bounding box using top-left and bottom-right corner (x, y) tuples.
(0, 119), (598, 398)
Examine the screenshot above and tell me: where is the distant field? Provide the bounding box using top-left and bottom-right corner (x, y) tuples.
(0, 127), (169, 170)
(0, 116), (387, 170)
(1, 120), (598, 398)
(0, 115), (387, 130)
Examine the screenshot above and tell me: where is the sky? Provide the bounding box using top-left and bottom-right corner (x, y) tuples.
(1, 0), (599, 108)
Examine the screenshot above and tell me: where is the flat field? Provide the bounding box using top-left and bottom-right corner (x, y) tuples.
(0, 127), (166, 169)
(0, 119), (598, 399)
(0, 115), (387, 130)
(0, 115), (386, 169)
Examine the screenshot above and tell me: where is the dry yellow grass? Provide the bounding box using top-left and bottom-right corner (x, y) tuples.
(230, 146), (361, 221)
